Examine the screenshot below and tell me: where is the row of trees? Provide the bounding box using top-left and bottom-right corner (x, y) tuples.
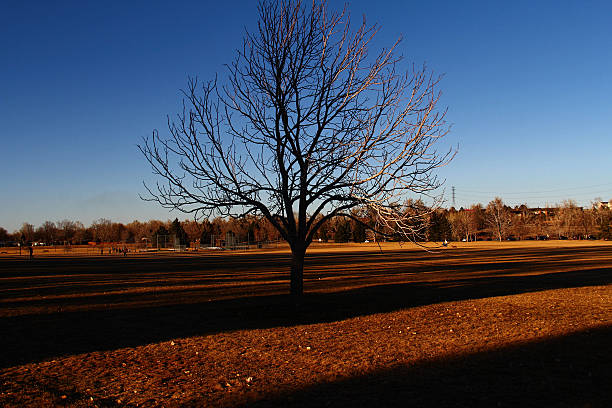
(0, 214), (370, 247)
(2, 198), (611, 246)
(0, 216), (284, 247)
(443, 198), (612, 242)
(322, 198), (612, 243)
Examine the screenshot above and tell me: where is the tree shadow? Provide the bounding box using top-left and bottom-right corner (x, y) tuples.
(224, 325), (612, 408)
(1, 263), (610, 368)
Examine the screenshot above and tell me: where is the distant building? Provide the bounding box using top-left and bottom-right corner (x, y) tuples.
(510, 207), (557, 218)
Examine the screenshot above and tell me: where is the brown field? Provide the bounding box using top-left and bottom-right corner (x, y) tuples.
(1, 241), (611, 407)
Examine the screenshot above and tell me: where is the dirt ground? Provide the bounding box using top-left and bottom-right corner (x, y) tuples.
(1, 241), (611, 407)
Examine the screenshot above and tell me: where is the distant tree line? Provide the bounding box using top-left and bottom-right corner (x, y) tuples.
(0, 217), (282, 247)
(1, 198), (610, 247)
(441, 198), (612, 242)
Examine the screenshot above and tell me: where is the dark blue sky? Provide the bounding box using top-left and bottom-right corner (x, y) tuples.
(2, 0), (611, 231)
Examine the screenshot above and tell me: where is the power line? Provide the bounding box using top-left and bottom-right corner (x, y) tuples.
(458, 191), (609, 201)
(456, 182), (612, 195)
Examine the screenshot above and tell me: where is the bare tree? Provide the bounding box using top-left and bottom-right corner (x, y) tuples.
(182, 219), (204, 244)
(57, 219), (78, 244)
(552, 200), (579, 239)
(591, 204), (611, 239)
(448, 210), (469, 242)
(37, 221), (57, 244)
(577, 208), (594, 239)
(19, 223), (35, 243)
(71, 222), (89, 244)
(467, 204), (485, 241)
(510, 204), (532, 241)
(485, 197), (511, 241)
(140, 0), (452, 297)
(91, 218), (113, 243)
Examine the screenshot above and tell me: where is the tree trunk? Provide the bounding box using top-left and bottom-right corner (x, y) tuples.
(290, 249), (305, 298)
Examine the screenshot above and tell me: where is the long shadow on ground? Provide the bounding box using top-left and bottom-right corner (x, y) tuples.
(225, 325), (612, 408)
(3, 245), (612, 277)
(1, 266), (610, 368)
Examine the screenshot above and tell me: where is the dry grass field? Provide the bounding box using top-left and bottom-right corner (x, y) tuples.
(1, 241), (611, 407)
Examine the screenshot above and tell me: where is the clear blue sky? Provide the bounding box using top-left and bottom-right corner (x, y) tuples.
(2, 0), (611, 232)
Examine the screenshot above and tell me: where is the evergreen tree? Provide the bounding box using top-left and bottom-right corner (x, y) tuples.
(170, 218), (188, 245)
(334, 220), (351, 243)
(428, 210), (451, 241)
(352, 219), (367, 243)
(200, 220), (214, 246)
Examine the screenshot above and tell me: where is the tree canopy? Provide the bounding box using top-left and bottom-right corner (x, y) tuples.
(140, 0), (452, 296)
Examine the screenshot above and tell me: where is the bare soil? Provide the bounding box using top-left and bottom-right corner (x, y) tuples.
(1, 241), (611, 407)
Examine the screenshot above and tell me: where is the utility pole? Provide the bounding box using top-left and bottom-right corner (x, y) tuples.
(452, 186), (456, 208)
